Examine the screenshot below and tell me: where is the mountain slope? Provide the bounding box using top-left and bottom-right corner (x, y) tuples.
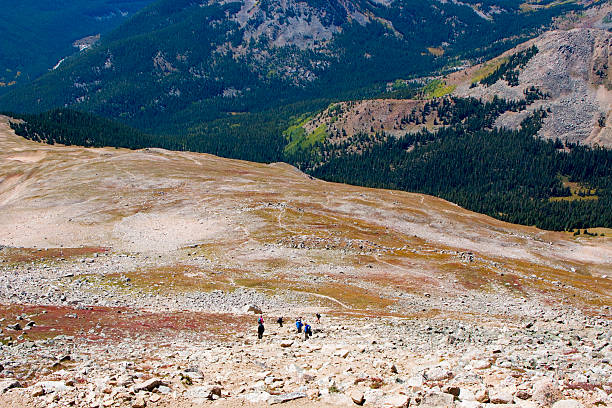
(0, 0), (154, 92)
(456, 28), (611, 147)
(0, 116), (611, 408)
(296, 25), (612, 148)
(0, 0), (584, 137)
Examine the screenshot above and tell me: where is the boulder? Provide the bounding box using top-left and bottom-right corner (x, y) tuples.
(531, 379), (561, 407)
(475, 388), (489, 403)
(443, 385), (461, 397)
(280, 340), (294, 348)
(472, 359), (492, 369)
(134, 378), (164, 392)
(34, 381), (67, 394)
(424, 367), (453, 381)
(268, 392), (307, 404)
(458, 388), (476, 401)
(420, 392), (455, 407)
(350, 389), (365, 405)
(243, 391), (271, 403)
(382, 394), (410, 408)
(132, 395), (146, 408)
(186, 385), (222, 400)
(6, 323), (21, 331)
(243, 305), (262, 314)
(489, 389), (513, 404)
(30, 384), (44, 398)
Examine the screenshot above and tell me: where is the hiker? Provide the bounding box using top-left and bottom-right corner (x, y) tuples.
(316, 313), (321, 323)
(258, 322), (265, 339)
(277, 316), (283, 327)
(304, 322), (312, 340)
(296, 318), (303, 333)
(258, 314), (264, 325)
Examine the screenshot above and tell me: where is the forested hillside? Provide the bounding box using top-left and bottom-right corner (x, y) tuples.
(0, 0), (153, 92)
(310, 100), (612, 231)
(8, 98), (612, 231)
(0, 0), (582, 150)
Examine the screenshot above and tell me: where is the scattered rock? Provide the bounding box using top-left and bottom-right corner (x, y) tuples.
(532, 379), (561, 407)
(381, 394), (410, 408)
(489, 389), (513, 404)
(350, 389), (365, 405)
(268, 391), (307, 404)
(0, 379), (22, 393)
(243, 305), (262, 314)
(424, 367), (453, 381)
(475, 388), (489, 403)
(420, 392), (455, 407)
(132, 395), (147, 408)
(134, 378), (163, 392)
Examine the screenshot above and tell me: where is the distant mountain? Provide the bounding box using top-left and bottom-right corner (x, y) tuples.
(0, 0), (154, 93)
(294, 25), (611, 152)
(0, 0), (584, 141)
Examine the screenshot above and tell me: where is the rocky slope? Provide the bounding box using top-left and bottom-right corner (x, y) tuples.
(297, 5), (611, 151)
(0, 117), (610, 407)
(456, 28), (611, 147)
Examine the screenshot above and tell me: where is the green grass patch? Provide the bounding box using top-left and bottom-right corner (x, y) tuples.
(284, 123), (327, 155)
(423, 79), (456, 98)
(471, 58), (507, 83)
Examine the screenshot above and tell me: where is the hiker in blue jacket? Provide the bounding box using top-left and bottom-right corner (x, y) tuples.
(304, 322), (312, 340)
(296, 318), (303, 333)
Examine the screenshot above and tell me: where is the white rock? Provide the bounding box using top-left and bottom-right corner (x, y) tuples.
(243, 391), (271, 403)
(551, 400), (585, 408)
(459, 388), (476, 401)
(424, 367), (453, 381)
(36, 381), (68, 394)
(382, 394), (410, 408)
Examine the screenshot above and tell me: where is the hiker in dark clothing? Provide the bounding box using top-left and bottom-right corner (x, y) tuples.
(304, 322), (312, 340)
(277, 317), (283, 327)
(258, 322), (265, 339)
(316, 313), (321, 323)
(296, 318), (303, 333)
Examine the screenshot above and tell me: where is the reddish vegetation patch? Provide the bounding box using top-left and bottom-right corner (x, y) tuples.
(0, 304), (242, 343)
(0, 247), (108, 263)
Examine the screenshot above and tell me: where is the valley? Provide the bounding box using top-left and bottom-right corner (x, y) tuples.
(0, 116), (611, 407)
(0, 1), (611, 407)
